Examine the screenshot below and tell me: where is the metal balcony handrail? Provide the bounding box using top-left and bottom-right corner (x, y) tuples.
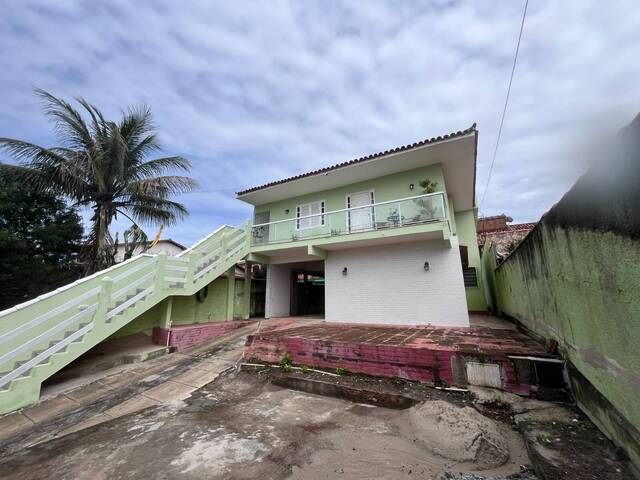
(251, 191), (446, 228)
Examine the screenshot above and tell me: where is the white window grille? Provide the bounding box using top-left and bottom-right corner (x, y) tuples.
(296, 200), (325, 230)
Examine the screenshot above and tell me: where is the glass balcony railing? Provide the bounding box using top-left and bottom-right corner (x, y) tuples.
(251, 192), (447, 246)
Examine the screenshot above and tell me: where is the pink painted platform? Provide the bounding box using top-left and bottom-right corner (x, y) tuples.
(153, 320), (257, 352)
(243, 321), (555, 394)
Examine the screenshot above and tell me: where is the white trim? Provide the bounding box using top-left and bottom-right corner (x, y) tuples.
(111, 258), (156, 284)
(106, 285), (155, 320)
(178, 225), (229, 256)
(295, 199), (326, 231)
(0, 287), (101, 345)
(0, 322), (95, 390)
(164, 276), (186, 283)
(165, 264), (188, 273)
(110, 270), (156, 302)
(0, 304), (97, 368)
(507, 355), (565, 364)
(0, 254), (153, 319)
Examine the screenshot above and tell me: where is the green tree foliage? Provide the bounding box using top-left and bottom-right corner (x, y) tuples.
(0, 89), (197, 274)
(0, 168), (83, 310)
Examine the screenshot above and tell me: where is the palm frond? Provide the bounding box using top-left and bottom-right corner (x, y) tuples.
(130, 156), (192, 178)
(125, 175), (198, 197)
(34, 88), (94, 151)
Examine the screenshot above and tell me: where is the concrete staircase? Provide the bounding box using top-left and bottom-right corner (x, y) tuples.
(0, 223), (250, 414)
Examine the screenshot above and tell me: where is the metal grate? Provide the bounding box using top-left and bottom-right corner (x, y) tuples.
(463, 267), (478, 287)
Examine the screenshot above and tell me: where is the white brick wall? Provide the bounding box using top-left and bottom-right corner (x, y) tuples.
(265, 264), (291, 318)
(325, 238), (470, 326)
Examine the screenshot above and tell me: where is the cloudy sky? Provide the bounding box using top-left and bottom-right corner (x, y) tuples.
(1, 1), (639, 245)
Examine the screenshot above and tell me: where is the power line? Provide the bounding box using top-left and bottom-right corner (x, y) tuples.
(479, 0), (529, 213)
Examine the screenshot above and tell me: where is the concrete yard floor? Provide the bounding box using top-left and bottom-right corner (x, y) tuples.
(0, 320), (264, 452)
(0, 369), (537, 480)
(0, 316), (633, 480)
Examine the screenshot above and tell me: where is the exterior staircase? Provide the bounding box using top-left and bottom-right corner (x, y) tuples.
(0, 223), (251, 414)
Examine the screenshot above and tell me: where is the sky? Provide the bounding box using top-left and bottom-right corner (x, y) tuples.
(1, 1), (639, 246)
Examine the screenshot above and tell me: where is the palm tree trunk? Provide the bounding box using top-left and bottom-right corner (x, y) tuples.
(83, 203), (114, 275)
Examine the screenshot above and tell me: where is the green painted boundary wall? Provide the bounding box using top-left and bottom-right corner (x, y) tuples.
(494, 115), (640, 469)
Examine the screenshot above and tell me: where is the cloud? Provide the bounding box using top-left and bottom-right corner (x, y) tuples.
(0, 0), (638, 245)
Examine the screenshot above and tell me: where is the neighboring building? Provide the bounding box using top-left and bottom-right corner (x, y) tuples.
(237, 124), (487, 326)
(113, 239), (186, 263)
(477, 214), (536, 259)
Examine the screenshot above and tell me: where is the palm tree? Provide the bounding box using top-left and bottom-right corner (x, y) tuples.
(0, 89), (197, 274)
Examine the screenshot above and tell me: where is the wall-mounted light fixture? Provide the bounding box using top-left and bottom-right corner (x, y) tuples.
(409, 183), (414, 191)
(342, 267), (348, 276)
(423, 261), (430, 271)
(285, 209), (290, 214)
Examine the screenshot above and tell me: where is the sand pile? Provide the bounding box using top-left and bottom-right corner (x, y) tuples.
(409, 400), (510, 469)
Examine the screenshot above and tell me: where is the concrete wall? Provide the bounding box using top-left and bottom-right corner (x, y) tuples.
(111, 276), (266, 338)
(455, 208), (488, 312)
(265, 264), (292, 318)
(494, 114), (640, 468)
(325, 238), (469, 326)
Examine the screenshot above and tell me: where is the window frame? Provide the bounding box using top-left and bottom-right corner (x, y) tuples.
(295, 199), (326, 231)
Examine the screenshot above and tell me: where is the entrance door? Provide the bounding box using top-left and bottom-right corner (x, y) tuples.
(291, 271), (325, 315)
(347, 191), (374, 232)
(253, 211), (270, 244)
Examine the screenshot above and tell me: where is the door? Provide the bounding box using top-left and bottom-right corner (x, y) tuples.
(347, 191), (374, 232)
(253, 211), (270, 244)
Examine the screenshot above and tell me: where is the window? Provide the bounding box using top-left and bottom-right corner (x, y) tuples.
(463, 267), (478, 287)
(296, 200), (325, 230)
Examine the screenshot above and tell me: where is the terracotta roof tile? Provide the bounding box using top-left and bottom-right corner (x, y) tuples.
(236, 123), (477, 196)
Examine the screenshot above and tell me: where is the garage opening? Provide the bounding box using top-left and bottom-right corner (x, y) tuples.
(291, 269), (325, 316)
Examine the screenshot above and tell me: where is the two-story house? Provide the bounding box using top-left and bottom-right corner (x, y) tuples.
(237, 124), (487, 326)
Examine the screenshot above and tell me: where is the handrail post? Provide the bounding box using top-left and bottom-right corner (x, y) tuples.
(186, 251), (198, 286)
(96, 276), (113, 322)
(221, 231), (229, 263)
(244, 219), (252, 250)
(155, 253), (167, 295)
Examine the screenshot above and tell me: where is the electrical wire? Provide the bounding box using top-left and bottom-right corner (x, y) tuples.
(479, 0), (529, 212)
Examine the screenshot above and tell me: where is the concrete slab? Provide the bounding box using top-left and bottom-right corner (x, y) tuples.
(143, 380), (195, 403)
(244, 321), (554, 395)
(44, 333), (168, 387)
(63, 381), (112, 404)
(22, 395), (79, 423)
(58, 414), (112, 437)
(195, 359), (235, 374)
(171, 367), (227, 389)
(100, 370), (148, 391)
(0, 413), (35, 440)
(103, 395), (159, 419)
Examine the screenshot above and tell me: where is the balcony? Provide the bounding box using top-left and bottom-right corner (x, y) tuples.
(250, 192), (449, 248)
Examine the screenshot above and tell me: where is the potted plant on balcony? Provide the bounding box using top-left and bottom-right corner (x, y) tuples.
(415, 178), (439, 221)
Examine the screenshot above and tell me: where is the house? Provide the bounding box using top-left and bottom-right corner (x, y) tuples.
(237, 124), (487, 326)
(113, 238), (186, 263)
(476, 214), (536, 259)
(0, 124), (488, 414)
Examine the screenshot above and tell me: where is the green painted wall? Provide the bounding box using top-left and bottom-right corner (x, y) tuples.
(494, 115), (640, 467)
(109, 301), (165, 339)
(496, 225), (640, 466)
(111, 277), (266, 338)
(171, 277), (231, 324)
(455, 208), (488, 312)
(254, 165), (449, 242)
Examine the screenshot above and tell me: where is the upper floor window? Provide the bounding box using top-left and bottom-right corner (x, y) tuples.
(296, 200), (325, 230)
